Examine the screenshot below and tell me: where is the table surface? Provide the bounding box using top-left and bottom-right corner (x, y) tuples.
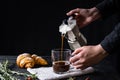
(0, 55), (120, 80)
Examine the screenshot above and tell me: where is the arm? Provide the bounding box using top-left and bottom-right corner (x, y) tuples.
(100, 23), (120, 54)
(96, 0), (116, 18)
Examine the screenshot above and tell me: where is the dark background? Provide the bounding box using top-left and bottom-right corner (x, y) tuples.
(0, 0), (120, 56)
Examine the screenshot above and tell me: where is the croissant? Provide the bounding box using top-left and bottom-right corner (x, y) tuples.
(16, 53), (35, 68)
(16, 53), (48, 68)
(19, 57), (35, 68)
(16, 53), (31, 67)
(31, 54), (48, 65)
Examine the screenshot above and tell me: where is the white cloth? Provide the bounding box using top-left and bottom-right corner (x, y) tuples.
(27, 67), (94, 80)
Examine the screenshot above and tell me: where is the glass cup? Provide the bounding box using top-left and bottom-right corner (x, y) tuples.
(51, 49), (71, 74)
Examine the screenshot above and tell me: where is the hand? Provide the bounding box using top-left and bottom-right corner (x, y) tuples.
(66, 7), (101, 28)
(70, 44), (108, 69)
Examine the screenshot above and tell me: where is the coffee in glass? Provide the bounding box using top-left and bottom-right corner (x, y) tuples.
(51, 49), (71, 74)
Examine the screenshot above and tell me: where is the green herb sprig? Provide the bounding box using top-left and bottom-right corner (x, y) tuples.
(0, 60), (37, 80)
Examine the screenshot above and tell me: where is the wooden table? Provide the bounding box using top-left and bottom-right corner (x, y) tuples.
(0, 55), (120, 80)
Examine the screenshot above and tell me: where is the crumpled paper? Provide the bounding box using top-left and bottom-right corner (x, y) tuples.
(27, 67), (94, 80)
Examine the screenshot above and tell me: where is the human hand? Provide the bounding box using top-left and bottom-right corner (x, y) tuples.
(70, 44), (108, 69)
(66, 7), (101, 28)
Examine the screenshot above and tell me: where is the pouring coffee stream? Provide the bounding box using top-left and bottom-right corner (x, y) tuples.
(60, 34), (64, 60)
(60, 18), (70, 61)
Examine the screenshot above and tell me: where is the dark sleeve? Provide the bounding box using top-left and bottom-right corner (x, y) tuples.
(100, 23), (120, 54)
(96, 0), (116, 18)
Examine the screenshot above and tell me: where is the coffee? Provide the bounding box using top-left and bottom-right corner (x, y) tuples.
(53, 61), (70, 73)
(60, 34), (65, 60)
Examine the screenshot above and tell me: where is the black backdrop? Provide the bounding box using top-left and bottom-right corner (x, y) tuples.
(0, 0), (119, 56)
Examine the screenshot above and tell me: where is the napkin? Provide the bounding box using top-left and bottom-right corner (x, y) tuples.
(27, 66), (94, 80)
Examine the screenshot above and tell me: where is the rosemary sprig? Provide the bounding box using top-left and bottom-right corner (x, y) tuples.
(0, 60), (37, 80)
(0, 60), (18, 80)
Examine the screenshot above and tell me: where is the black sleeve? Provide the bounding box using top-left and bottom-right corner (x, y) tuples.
(100, 23), (120, 54)
(96, 0), (116, 18)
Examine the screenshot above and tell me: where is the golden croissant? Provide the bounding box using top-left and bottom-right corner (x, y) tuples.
(31, 54), (48, 65)
(16, 53), (35, 68)
(16, 53), (48, 68)
(19, 57), (35, 68)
